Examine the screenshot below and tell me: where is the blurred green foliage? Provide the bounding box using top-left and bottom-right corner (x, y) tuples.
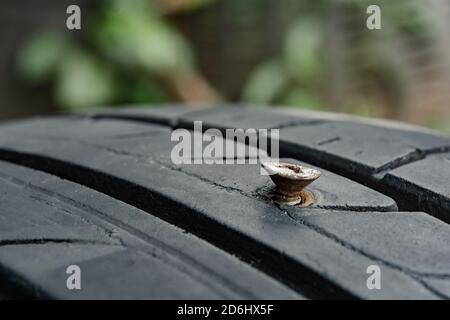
(55, 49), (119, 109)
(17, 0), (204, 112)
(17, 31), (69, 85)
(241, 0), (449, 132)
(92, 0), (194, 75)
(243, 17), (324, 109)
(15, 0), (450, 133)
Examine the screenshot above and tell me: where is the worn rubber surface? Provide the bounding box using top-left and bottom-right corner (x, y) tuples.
(0, 105), (449, 299)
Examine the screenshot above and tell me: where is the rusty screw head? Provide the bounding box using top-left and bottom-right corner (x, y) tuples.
(261, 162), (321, 205)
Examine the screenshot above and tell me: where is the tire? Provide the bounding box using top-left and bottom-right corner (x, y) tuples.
(0, 105), (449, 299)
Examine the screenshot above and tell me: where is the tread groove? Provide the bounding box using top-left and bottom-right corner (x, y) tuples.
(0, 169), (265, 299)
(0, 147), (355, 299)
(373, 146), (450, 175)
(0, 239), (118, 247)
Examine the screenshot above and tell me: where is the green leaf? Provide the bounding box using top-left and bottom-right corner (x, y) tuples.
(16, 31), (69, 85)
(283, 17), (324, 83)
(425, 117), (450, 135)
(93, 2), (194, 75)
(125, 76), (170, 104)
(242, 60), (288, 104)
(282, 88), (323, 110)
(55, 49), (119, 111)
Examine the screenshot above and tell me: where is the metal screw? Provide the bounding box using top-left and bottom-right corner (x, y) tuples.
(261, 162), (321, 205)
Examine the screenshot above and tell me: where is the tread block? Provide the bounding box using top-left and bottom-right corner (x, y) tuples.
(423, 278), (450, 297)
(179, 106), (325, 130)
(43, 249), (249, 300)
(382, 152), (450, 222)
(0, 245), (267, 300)
(94, 105), (321, 129)
(0, 117), (170, 141)
(92, 104), (220, 127)
(288, 210), (450, 276)
(0, 172), (119, 245)
(279, 122), (450, 174)
(0, 244), (124, 297)
(151, 157), (398, 212)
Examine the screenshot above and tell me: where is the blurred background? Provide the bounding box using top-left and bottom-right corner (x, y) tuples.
(1, 0), (450, 133)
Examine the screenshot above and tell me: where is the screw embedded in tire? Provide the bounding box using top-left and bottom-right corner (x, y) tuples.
(261, 162), (321, 205)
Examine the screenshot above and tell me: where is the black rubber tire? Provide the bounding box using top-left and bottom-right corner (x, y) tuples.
(0, 105), (449, 300)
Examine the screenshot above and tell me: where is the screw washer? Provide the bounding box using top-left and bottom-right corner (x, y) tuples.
(261, 162), (321, 205)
